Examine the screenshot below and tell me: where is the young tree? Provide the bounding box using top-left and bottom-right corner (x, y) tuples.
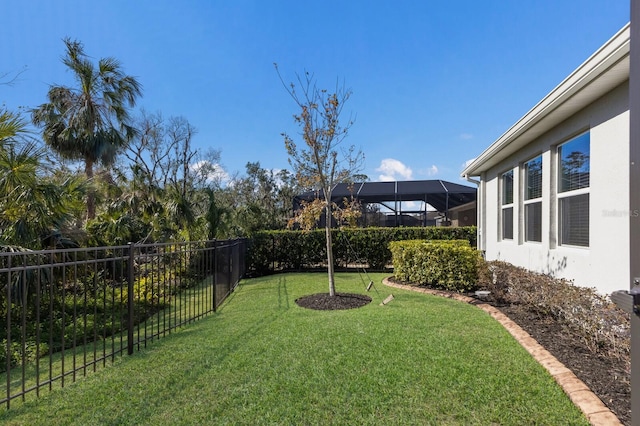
(32, 38), (142, 220)
(276, 65), (364, 296)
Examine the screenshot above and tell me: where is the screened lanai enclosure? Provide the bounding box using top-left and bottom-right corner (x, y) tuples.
(293, 180), (477, 228)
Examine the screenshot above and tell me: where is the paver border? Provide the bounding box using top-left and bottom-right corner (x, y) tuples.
(382, 277), (623, 426)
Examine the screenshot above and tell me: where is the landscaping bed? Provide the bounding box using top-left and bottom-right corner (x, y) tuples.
(389, 257), (631, 425)
(478, 260), (630, 425)
(295, 292), (372, 310)
(498, 303), (630, 425)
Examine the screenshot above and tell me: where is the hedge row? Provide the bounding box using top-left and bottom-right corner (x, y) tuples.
(389, 239), (482, 292)
(245, 226), (477, 276)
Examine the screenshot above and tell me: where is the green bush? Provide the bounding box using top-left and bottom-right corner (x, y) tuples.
(389, 239), (481, 292)
(245, 233), (274, 275)
(246, 226), (477, 275)
(0, 338), (48, 371)
(0, 272), (173, 373)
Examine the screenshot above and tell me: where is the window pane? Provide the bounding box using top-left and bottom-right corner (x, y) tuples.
(560, 194), (589, 247)
(502, 170), (513, 205)
(525, 202), (542, 242)
(525, 156), (542, 200)
(559, 132), (590, 192)
(502, 207), (513, 240)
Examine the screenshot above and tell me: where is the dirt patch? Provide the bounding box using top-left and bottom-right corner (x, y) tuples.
(295, 292), (372, 310)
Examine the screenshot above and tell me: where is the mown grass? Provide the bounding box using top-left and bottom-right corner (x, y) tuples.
(0, 272), (588, 425)
(0, 274), (219, 402)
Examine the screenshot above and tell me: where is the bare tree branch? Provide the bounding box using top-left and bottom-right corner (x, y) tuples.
(0, 66), (27, 87)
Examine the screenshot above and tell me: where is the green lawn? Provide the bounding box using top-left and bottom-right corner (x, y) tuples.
(0, 272), (588, 425)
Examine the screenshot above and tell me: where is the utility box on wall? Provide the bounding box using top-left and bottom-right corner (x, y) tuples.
(611, 284), (640, 315)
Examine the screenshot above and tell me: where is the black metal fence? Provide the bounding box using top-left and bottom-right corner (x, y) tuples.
(0, 238), (247, 409)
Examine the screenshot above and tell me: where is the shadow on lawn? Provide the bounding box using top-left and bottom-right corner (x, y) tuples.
(205, 276), (294, 365)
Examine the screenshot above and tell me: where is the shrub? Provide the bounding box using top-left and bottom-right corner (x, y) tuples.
(246, 226), (478, 275)
(132, 276), (170, 305)
(389, 239), (482, 292)
(0, 339), (48, 372)
(478, 260), (630, 361)
(245, 233), (274, 275)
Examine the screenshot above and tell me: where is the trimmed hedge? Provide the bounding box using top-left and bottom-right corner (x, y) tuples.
(389, 239), (482, 292)
(245, 226), (477, 276)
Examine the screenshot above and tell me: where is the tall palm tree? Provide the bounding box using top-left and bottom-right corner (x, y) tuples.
(0, 108), (86, 248)
(32, 38), (142, 220)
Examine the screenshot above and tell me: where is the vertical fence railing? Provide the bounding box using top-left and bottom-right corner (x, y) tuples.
(0, 238), (246, 409)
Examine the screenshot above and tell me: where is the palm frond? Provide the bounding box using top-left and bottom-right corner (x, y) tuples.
(0, 108), (28, 142)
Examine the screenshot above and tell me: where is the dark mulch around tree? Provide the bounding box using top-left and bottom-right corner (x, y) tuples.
(295, 292), (372, 310)
(498, 303), (630, 425)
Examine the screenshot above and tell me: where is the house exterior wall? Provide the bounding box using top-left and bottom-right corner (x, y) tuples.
(480, 82), (629, 295)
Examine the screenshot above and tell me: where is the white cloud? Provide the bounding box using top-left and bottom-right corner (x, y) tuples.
(403, 201), (418, 209)
(270, 168), (291, 189)
(375, 158), (413, 181)
(191, 160), (230, 184)
(460, 133), (473, 140)
(461, 158), (476, 170)
(415, 164), (438, 177)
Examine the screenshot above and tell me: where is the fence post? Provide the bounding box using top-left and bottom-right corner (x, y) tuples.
(213, 240), (217, 312)
(227, 243), (232, 292)
(5, 255), (11, 409)
(127, 243), (135, 355)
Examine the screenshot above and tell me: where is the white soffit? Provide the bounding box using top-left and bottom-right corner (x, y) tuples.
(462, 23), (630, 177)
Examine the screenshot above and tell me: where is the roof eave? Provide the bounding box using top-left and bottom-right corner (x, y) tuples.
(462, 23), (631, 178)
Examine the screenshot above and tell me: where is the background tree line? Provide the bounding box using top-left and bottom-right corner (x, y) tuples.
(1, 39), (303, 250)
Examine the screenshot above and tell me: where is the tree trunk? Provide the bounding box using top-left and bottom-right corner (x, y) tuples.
(325, 200), (336, 296)
(85, 158), (96, 220)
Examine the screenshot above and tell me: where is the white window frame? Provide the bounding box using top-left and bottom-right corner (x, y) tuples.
(557, 132), (590, 248)
(523, 155), (543, 243)
(500, 169), (514, 240)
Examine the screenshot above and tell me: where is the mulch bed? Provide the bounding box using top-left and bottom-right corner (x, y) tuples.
(498, 303), (630, 425)
(295, 292), (372, 310)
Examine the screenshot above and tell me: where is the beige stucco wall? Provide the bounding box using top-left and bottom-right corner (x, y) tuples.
(481, 82), (629, 295)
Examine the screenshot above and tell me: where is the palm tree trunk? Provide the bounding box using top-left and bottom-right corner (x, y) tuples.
(85, 157), (96, 220)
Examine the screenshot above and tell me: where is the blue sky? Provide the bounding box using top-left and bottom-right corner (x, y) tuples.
(1, 1), (630, 185)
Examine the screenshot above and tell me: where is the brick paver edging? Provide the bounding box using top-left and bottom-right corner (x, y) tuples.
(381, 277), (622, 426)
